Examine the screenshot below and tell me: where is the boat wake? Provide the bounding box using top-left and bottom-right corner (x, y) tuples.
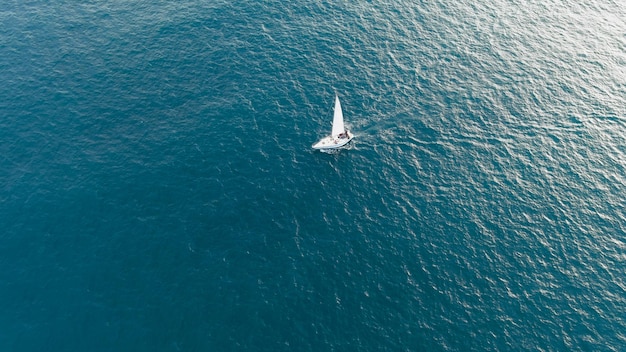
(318, 142), (354, 154)
(320, 148), (341, 155)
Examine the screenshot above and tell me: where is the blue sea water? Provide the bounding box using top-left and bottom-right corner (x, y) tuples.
(1, 0), (625, 350)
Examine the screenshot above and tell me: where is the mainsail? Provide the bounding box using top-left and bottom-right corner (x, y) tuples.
(331, 96), (344, 137)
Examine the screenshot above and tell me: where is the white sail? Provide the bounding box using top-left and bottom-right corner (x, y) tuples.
(331, 96), (344, 137)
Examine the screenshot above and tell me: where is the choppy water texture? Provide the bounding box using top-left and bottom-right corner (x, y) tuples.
(1, 0), (625, 351)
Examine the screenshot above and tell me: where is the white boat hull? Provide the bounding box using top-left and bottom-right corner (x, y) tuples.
(312, 131), (353, 150)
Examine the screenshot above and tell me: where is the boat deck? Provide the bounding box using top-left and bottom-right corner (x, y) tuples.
(312, 132), (353, 150)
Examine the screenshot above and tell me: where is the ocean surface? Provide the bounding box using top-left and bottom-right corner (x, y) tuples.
(1, 0), (625, 351)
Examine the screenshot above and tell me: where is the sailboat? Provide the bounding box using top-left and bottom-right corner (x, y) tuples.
(312, 95), (353, 150)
